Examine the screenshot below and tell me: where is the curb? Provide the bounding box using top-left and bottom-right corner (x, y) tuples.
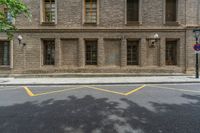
(0, 73), (189, 78)
(0, 81), (200, 86)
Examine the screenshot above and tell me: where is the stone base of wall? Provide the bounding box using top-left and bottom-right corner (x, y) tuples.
(10, 67), (184, 74)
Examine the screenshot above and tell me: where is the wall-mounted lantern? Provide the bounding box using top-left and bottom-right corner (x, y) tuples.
(148, 33), (160, 48)
(17, 35), (26, 46)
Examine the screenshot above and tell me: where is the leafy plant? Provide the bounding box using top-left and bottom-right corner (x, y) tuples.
(0, 0), (31, 39)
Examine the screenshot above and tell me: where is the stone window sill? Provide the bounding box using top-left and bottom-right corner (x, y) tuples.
(41, 22), (56, 26)
(127, 65), (139, 66)
(85, 65), (98, 67)
(164, 21), (180, 26)
(165, 65), (179, 67)
(42, 65), (55, 66)
(83, 22), (97, 26)
(126, 21), (141, 26)
(0, 66), (11, 70)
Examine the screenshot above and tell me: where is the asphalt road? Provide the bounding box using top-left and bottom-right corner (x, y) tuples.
(0, 83), (200, 133)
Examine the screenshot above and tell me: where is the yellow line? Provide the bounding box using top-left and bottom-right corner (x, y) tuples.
(23, 86), (35, 97)
(33, 86), (84, 96)
(148, 85), (200, 93)
(124, 85), (146, 96)
(23, 85), (146, 97)
(86, 86), (126, 96)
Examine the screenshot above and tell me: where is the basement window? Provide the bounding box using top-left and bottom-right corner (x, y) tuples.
(166, 40), (177, 65)
(127, 40), (139, 65)
(43, 40), (55, 65)
(0, 41), (10, 66)
(85, 40), (98, 65)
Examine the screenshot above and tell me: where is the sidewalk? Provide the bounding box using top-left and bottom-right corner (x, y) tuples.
(0, 76), (199, 86)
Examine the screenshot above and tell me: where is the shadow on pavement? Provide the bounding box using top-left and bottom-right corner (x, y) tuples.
(0, 94), (199, 133)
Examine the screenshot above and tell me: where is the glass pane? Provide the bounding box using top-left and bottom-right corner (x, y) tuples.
(0, 41), (10, 66)
(127, 41), (139, 65)
(166, 0), (177, 21)
(44, 0), (56, 22)
(166, 41), (177, 65)
(85, 41), (97, 65)
(43, 40), (55, 65)
(85, 0), (97, 23)
(127, 0), (139, 21)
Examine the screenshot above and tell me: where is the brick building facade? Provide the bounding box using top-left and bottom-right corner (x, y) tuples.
(0, 0), (200, 74)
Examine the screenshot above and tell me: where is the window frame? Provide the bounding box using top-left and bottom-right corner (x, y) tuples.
(2, 8), (15, 24)
(83, 0), (99, 25)
(40, 0), (57, 25)
(125, 0), (142, 25)
(164, 0), (179, 25)
(85, 40), (98, 65)
(165, 40), (178, 66)
(0, 40), (10, 67)
(127, 40), (139, 65)
(43, 39), (55, 66)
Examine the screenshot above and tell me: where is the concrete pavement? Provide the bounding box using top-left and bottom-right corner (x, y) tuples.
(0, 76), (199, 86)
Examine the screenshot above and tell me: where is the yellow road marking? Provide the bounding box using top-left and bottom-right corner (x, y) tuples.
(86, 86), (126, 96)
(148, 85), (200, 93)
(124, 85), (146, 96)
(23, 86), (84, 97)
(23, 86), (35, 97)
(34, 86), (83, 96)
(86, 85), (146, 96)
(23, 85), (146, 97)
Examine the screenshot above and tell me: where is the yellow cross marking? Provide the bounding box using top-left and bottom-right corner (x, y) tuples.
(82, 85), (146, 96)
(124, 85), (146, 96)
(24, 86), (35, 97)
(23, 85), (146, 97)
(23, 86), (84, 97)
(85, 86), (127, 96)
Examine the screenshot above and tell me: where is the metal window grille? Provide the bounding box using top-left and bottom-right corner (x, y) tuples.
(127, 0), (139, 22)
(43, 40), (55, 65)
(166, 0), (177, 22)
(44, 0), (55, 22)
(166, 41), (177, 65)
(85, 41), (97, 65)
(127, 41), (139, 65)
(3, 8), (13, 23)
(85, 0), (97, 23)
(0, 41), (10, 66)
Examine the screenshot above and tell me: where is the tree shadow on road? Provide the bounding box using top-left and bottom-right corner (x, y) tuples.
(0, 94), (199, 133)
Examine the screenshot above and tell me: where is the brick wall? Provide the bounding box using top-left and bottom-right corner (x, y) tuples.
(0, 0), (199, 74)
(16, 0), (189, 28)
(104, 39), (121, 66)
(61, 39), (78, 67)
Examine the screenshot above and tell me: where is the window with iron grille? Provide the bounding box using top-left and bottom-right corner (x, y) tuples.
(166, 0), (177, 22)
(127, 41), (139, 65)
(0, 41), (10, 66)
(85, 40), (97, 65)
(85, 0), (97, 23)
(44, 0), (56, 23)
(166, 40), (177, 65)
(127, 0), (139, 22)
(43, 40), (55, 65)
(3, 8), (13, 23)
